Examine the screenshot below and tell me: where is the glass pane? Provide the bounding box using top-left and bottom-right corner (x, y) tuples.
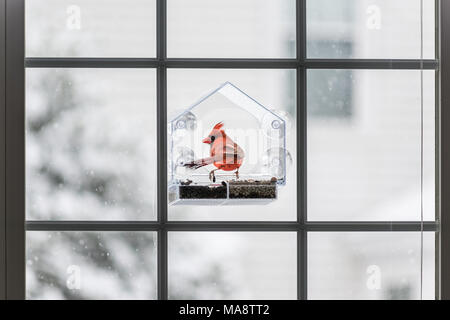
(168, 232), (297, 299)
(307, 70), (435, 221)
(307, 0), (435, 59)
(26, 69), (157, 220)
(26, 232), (157, 300)
(167, 69), (296, 221)
(167, 0), (296, 58)
(308, 232), (435, 300)
(26, 0), (156, 57)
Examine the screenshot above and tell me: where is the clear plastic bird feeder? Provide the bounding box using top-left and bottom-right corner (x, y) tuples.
(169, 82), (287, 206)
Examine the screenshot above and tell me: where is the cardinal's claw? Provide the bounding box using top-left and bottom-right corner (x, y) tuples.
(209, 170), (217, 183)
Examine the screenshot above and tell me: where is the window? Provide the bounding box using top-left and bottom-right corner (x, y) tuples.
(0, 0), (443, 300)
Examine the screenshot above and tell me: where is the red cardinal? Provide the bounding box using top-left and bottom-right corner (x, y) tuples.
(183, 122), (245, 182)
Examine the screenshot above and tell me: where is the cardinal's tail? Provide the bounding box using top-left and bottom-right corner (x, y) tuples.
(182, 157), (214, 169)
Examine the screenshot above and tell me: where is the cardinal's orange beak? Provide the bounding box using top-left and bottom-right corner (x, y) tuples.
(202, 137), (211, 144)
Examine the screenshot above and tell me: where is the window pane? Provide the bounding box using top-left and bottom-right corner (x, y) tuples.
(308, 232), (435, 300)
(26, 232), (157, 300)
(169, 232), (297, 299)
(26, 0), (156, 57)
(307, 70), (435, 221)
(307, 0), (435, 59)
(167, 69), (296, 221)
(167, 0), (296, 58)
(26, 69), (157, 220)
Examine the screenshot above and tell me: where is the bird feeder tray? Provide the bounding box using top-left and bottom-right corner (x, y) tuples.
(169, 179), (278, 206)
(168, 82), (287, 206)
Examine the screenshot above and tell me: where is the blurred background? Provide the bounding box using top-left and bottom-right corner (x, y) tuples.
(25, 0), (436, 299)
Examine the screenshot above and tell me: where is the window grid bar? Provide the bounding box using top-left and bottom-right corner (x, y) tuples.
(156, 65), (168, 300)
(156, 0), (168, 301)
(22, 0), (440, 301)
(434, 0), (441, 300)
(298, 0), (307, 300)
(299, 230), (307, 299)
(304, 59), (439, 69)
(24, 58), (439, 70)
(25, 221), (438, 232)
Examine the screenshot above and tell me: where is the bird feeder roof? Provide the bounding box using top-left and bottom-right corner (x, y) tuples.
(170, 82), (284, 125)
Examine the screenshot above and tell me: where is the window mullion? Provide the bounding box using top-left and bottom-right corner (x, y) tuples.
(157, 0), (168, 301)
(5, 0), (25, 300)
(297, 0), (307, 300)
